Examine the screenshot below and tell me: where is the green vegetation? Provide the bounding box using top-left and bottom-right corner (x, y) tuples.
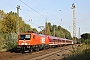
(63, 44), (90, 60)
(45, 22), (51, 35)
(81, 33), (90, 44)
(63, 33), (90, 60)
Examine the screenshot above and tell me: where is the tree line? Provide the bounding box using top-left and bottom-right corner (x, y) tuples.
(41, 22), (72, 39)
(0, 10), (37, 33)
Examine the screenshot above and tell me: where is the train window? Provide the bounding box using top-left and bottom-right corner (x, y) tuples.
(19, 34), (25, 40)
(25, 35), (30, 40)
(19, 34), (31, 40)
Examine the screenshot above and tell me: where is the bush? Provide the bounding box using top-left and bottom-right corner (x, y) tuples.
(4, 33), (18, 50)
(63, 45), (90, 60)
(0, 33), (18, 51)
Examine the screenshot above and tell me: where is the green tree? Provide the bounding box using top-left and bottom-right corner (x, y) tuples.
(0, 10), (6, 33)
(1, 11), (32, 33)
(1, 11), (17, 33)
(81, 33), (90, 40)
(25, 24), (31, 31)
(0, 10), (6, 20)
(45, 22), (51, 35)
(32, 28), (38, 32)
(81, 33), (90, 44)
(19, 17), (32, 32)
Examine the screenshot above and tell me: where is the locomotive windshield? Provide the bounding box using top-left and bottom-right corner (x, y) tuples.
(19, 34), (31, 40)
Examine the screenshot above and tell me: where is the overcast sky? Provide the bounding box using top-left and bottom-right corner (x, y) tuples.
(0, 0), (90, 37)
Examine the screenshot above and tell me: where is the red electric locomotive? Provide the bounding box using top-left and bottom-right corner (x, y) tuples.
(17, 31), (49, 52)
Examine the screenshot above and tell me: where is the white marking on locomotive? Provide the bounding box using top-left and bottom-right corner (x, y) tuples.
(41, 37), (45, 43)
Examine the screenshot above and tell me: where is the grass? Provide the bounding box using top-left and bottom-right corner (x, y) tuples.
(63, 44), (90, 60)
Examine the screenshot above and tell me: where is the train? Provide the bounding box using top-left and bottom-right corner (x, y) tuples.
(17, 31), (73, 52)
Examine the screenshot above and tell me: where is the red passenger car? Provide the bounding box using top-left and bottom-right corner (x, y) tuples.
(48, 36), (73, 47)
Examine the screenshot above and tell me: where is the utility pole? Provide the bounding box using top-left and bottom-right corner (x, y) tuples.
(54, 28), (55, 36)
(16, 5), (20, 34)
(72, 3), (76, 50)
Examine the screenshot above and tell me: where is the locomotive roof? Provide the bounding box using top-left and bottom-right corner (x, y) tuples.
(37, 34), (45, 36)
(19, 32), (47, 36)
(49, 36), (62, 40)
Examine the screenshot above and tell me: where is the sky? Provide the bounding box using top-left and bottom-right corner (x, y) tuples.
(0, 0), (90, 37)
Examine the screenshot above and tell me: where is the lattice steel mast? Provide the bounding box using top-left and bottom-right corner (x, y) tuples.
(72, 3), (76, 44)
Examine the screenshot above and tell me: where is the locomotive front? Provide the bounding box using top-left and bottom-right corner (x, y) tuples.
(17, 33), (33, 51)
(18, 33), (31, 46)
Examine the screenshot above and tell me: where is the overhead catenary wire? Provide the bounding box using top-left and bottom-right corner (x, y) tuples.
(0, 0), (43, 29)
(1, 0), (58, 27)
(0, 0), (39, 30)
(19, 0), (55, 25)
(32, 0), (63, 25)
(0, 0), (44, 32)
(26, 19), (40, 27)
(20, 0), (47, 19)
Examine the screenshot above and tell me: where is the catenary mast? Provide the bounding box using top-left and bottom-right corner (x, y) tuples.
(72, 3), (76, 44)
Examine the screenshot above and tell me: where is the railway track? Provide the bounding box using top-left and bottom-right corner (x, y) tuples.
(29, 45), (72, 60)
(0, 45), (73, 60)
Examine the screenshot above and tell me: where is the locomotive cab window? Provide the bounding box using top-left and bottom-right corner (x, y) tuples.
(19, 34), (31, 40)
